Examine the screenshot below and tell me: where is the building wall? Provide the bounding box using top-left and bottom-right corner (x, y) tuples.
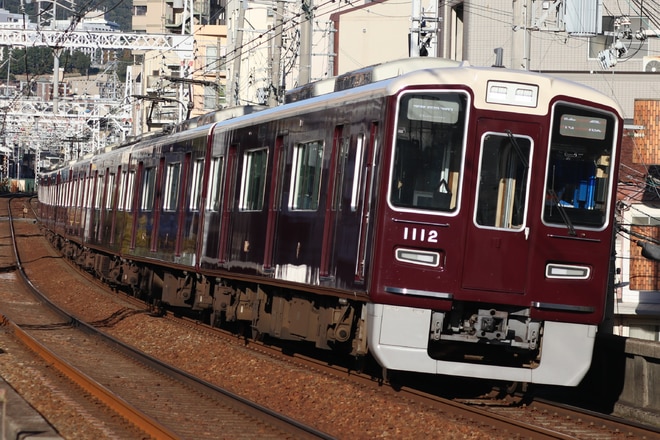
(331, 1), (411, 75)
(132, 0), (167, 34)
(191, 24), (228, 115)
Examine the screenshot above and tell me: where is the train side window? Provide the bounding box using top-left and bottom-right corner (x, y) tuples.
(84, 176), (93, 208)
(163, 162), (181, 211)
(141, 167), (156, 212)
(475, 133), (531, 229)
(206, 156), (224, 211)
(106, 173), (115, 210)
(125, 171), (136, 212)
(543, 103), (616, 229)
(80, 177), (86, 208)
(63, 181), (69, 206)
(290, 140), (324, 210)
(76, 177), (84, 208)
(95, 174), (103, 209)
(390, 92), (467, 212)
(189, 158), (204, 211)
(118, 171), (126, 211)
(239, 149), (268, 211)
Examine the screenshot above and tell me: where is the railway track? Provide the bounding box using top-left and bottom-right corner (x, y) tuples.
(1, 195), (332, 440)
(10, 194), (660, 439)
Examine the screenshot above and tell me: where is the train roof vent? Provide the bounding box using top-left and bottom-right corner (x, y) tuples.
(285, 58), (463, 103)
(285, 78), (335, 104)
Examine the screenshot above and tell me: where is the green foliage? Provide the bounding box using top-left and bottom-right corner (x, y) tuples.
(62, 50), (91, 73)
(0, 46), (93, 78)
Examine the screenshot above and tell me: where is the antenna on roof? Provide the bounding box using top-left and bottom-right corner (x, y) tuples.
(492, 48), (505, 68)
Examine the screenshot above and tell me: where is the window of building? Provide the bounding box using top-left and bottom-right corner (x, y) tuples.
(204, 85), (217, 110)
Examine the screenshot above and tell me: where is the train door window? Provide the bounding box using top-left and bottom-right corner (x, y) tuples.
(350, 135), (364, 212)
(76, 177), (83, 208)
(189, 158), (204, 211)
(80, 177), (86, 208)
(106, 173), (115, 210)
(163, 162), (181, 211)
(290, 140), (323, 210)
(95, 175), (103, 209)
(239, 148), (268, 211)
(206, 156), (224, 211)
(85, 176), (93, 208)
(475, 133), (531, 229)
(77, 177), (83, 207)
(63, 181), (69, 206)
(117, 171), (126, 211)
(390, 92), (467, 212)
(141, 167), (156, 211)
(125, 170), (136, 212)
(543, 103), (617, 229)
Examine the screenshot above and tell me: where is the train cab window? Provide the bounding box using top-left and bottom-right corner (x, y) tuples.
(141, 167), (156, 211)
(390, 92), (467, 212)
(543, 103), (617, 229)
(163, 162), (181, 211)
(239, 149), (268, 211)
(290, 140), (324, 210)
(475, 133), (531, 229)
(206, 156), (224, 212)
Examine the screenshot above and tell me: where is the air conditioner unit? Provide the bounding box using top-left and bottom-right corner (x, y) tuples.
(643, 56), (660, 72)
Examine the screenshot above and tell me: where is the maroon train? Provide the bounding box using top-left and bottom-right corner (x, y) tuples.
(38, 58), (623, 386)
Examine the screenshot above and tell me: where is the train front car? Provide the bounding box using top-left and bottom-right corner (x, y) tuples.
(367, 65), (622, 386)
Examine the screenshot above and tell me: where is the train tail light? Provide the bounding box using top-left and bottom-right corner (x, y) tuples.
(545, 263), (590, 280)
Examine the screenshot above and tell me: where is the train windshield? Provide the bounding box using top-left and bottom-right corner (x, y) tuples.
(544, 103), (617, 230)
(390, 92), (467, 212)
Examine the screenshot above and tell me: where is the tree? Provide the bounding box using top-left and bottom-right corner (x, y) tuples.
(64, 51), (91, 74)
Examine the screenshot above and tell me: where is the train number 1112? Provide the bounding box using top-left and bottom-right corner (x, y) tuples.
(403, 227), (438, 243)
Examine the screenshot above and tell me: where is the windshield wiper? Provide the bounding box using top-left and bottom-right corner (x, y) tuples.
(547, 189), (577, 236)
(506, 130), (529, 169)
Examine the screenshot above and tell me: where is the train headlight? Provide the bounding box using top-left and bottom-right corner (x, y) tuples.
(395, 248), (440, 267)
(545, 263), (590, 280)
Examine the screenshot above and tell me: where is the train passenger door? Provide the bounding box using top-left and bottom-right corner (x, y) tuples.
(218, 145), (238, 263)
(461, 120), (537, 294)
(319, 126), (343, 278)
(263, 135), (285, 271)
(355, 123), (378, 283)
